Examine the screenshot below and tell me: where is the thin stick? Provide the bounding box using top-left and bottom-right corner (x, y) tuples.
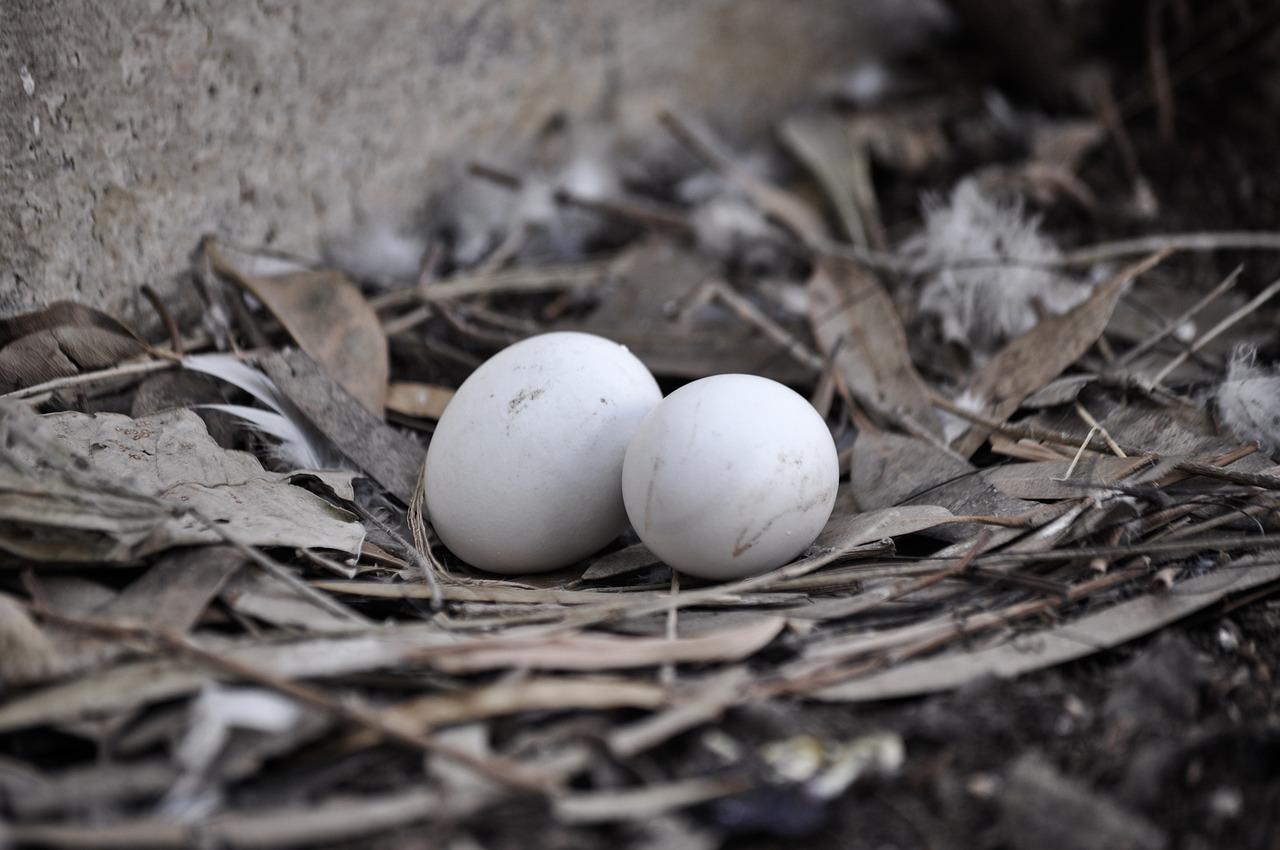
(1151, 276), (1280, 384)
(1061, 232), (1280, 267)
(140, 285), (184, 355)
(1074, 402), (1126, 457)
(0, 358), (176, 401)
(467, 162), (691, 234)
(1053, 426), (1099, 482)
(661, 571), (680, 688)
(24, 604), (548, 793)
(706, 280), (823, 372)
(1114, 265), (1242, 366)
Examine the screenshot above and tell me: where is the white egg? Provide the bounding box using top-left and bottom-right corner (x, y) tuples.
(622, 374), (838, 580)
(425, 332), (660, 574)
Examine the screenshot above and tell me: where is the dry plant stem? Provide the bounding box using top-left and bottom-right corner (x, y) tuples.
(1060, 232), (1280, 266)
(0, 358), (176, 401)
(345, 499), (442, 611)
(1115, 265), (1242, 367)
(1054, 426), (1100, 482)
(1074, 403), (1126, 457)
(1151, 275), (1280, 385)
(706, 280), (824, 371)
(1148, 0), (1176, 142)
(140, 284), (184, 355)
(382, 304), (433, 336)
(23, 604), (547, 793)
(928, 390), (1280, 490)
(771, 563), (1150, 696)
(467, 161), (691, 234)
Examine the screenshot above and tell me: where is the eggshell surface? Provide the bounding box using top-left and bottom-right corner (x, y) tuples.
(622, 374), (838, 580)
(425, 332), (661, 573)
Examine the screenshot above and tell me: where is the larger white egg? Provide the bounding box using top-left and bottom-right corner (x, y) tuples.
(622, 374), (838, 580)
(425, 332), (661, 574)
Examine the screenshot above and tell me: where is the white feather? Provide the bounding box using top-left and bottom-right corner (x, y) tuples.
(901, 179), (1091, 357)
(1215, 346), (1280, 455)
(183, 354), (335, 471)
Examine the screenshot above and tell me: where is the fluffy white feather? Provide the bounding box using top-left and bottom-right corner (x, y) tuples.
(324, 220), (428, 285)
(1215, 346), (1280, 455)
(901, 179), (1090, 356)
(183, 354), (334, 470)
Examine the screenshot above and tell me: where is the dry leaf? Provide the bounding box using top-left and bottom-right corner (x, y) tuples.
(421, 616), (786, 673)
(953, 250), (1170, 456)
(0, 405), (364, 563)
(557, 239), (812, 385)
(554, 774), (753, 824)
(0, 301), (146, 393)
(983, 456), (1156, 500)
(809, 258), (943, 438)
(386, 381), (455, 419)
(222, 570), (367, 635)
(0, 625), (455, 733)
(814, 504), (957, 551)
(209, 244), (388, 414)
(382, 677), (668, 735)
(780, 112), (878, 246)
(0, 594), (61, 685)
(813, 557), (1280, 702)
(260, 349), (425, 503)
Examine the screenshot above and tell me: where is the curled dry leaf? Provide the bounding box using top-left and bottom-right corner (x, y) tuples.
(208, 242), (389, 414)
(0, 301), (146, 393)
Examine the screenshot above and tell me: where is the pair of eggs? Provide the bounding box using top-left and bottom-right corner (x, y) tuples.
(423, 332), (839, 581)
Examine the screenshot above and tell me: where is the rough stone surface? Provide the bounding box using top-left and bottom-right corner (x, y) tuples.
(2, 0), (939, 327)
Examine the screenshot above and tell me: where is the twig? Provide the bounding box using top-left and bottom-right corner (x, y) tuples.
(1074, 402), (1126, 457)
(1053, 426), (1099, 482)
(1151, 275), (1280, 385)
(347, 497), (442, 611)
(1114, 265), (1241, 367)
(140, 285), (184, 355)
(1060, 232), (1280, 267)
(24, 604), (548, 793)
(0, 358), (176, 401)
(705, 280), (823, 372)
(467, 162), (691, 234)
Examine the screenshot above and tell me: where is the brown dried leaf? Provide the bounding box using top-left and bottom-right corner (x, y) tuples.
(210, 245), (388, 414)
(809, 258), (943, 438)
(781, 112), (879, 246)
(386, 381), (455, 420)
(983, 456), (1156, 500)
(0, 302), (146, 393)
(260, 349), (425, 503)
(0, 594), (61, 684)
(0, 406), (364, 563)
(557, 239), (812, 385)
(0, 625), (454, 732)
(953, 250), (1170, 456)
(812, 556), (1280, 702)
(383, 677), (668, 735)
(554, 774), (753, 824)
(815, 504), (957, 551)
(422, 616), (785, 673)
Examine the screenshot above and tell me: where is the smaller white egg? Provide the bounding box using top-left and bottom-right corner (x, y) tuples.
(622, 374), (839, 580)
(425, 332), (661, 574)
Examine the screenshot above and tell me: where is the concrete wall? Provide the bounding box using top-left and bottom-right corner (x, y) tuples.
(2, 0), (937, 327)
